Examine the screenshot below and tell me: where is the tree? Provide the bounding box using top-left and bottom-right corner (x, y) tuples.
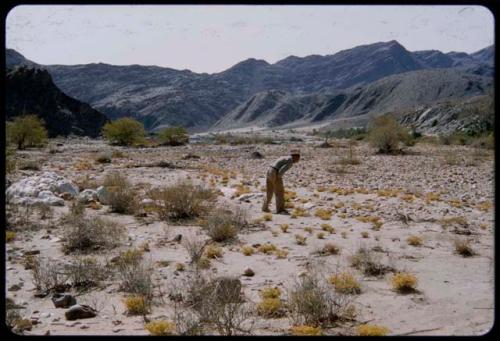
(101, 117), (146, 146)
(7, 115), (48, 150)
(157, 126), (189, 146)
(367, 114), (410, 154)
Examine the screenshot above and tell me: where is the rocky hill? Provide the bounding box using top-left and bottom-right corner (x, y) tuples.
(6, 41), (494, 132)
(6, 66), (109, 137)
(214, 68), (492, 130)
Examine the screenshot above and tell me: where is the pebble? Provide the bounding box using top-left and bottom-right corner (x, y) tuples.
(80, 324), (89, 329)
(112, 327), (123, 333)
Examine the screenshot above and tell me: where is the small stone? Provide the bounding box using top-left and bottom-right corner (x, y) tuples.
(112, 327), (122, 333)
(8, 284), (22, 291)
(80, 324), (89, 329)
(52, 293), (77, 308)
(64, 304), (96, 321)
(24, 250), (40, 256)
(243, 268), (255, 277)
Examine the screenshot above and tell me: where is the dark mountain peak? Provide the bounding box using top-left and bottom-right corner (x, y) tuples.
(6, 48), (38, 69)
(412, 49), (454, 68)
(225, 58), (270, 72)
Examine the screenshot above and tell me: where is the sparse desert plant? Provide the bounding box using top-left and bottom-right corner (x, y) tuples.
(59, 203), (124, 253)
(102, 172), (139, 214)
(95, 152), (112, 163)
(176, 263), (185, 272)
(314, 208), (332, 220)
(64, 256), (109, 289)
(321, 223), (335, 234)
(197, 257), (211, 269)
(258, 243), (278, 254)
(317, 232), (325, 239)
(407, 235), (423, 247)
(329, 272), (361, 294)
(292, 207), (310, 218)
(275, 249), (289, 259)
(102, 117), (146, 146)
(6, 115), (48, 150)
(454, 239), (475, 257)
(321, 243), (341, 255)
(304, 226), (314, 234)
(262, 213), (273, 221)
(361, 231), (369, 238)
(260, 287), (281, 299)
(30, 257), (66, 293)
(287, 271), (352, 327)
(290, 325), (323, 336)
(157, 126), (189, 146)
(182, 234), (209, 265)
(150, 182), (216, 221)
(280, 223), (290, 233)
(241, 246), (255, 256)
(439, 216), (468, 229)
(145, 320), (176, 335)
(6, 231), (16, 243)
(205, 244), (223, 259)
(115, 249), (154, 299)
(18, 159), (40, 170)
(257, 298), (284, 318)
(349, 247), (393, 276)
(367, 114), (410, 154)
(295, 234), (307, 245)
(124, 295), (150, 315)
(6, 146), (17, 174)
(390, 272), (418, 293)
(358, 324), (390, 336)
(201, 205), (248, 242)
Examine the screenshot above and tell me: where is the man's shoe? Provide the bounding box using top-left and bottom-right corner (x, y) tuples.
(262, 207), (270, 213)
(276, 209), (289, 215)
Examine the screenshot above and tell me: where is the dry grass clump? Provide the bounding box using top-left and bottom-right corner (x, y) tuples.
(407, 235), (423, 247)
(30, 257), (66, 293)
(320, 223), (335, 234)
(232, 184), (251, 198)
(295, 234), (307, 245)
(95, 152), (112, 164)
(280, 223), (290, 233)
(205, 244), (223, 259)
(439, 216), (468, 228)
(361, 231), (369, 238)
(287, 271), (352, 327)
(102, 172), (139, 214)
(304, 226), (314, 234)
(60, 202), (124, 254)
(258, 243), (278, 254)
(115, 248), (153, 299)
(262, 213), (273, 221)
(390, 272), (418, 293)
(149, 181), (216, 221)
(349, 247), (393, 277)
(329, 272), (361, 295)
(321, 243), (341, 255)
(290, 325), (323, 336)
(124, 295), (150, 315)
(200, 206), (248, 242)
(260, 287), (281, 299)
(376, 189), (399, 197)
(358, 324), (390, 336)
(241, 246), (255, 256)
(476, 201), (493, 212)
(6, 231), (16, 243)
(291, 207), (310, 218)
(257, 287), (284, 318)
(145, 320), (176, 335)
(317, 232), (325, 239)
(181, 234), (209, 265)
(314, 208), (332, 220)
(454, 239), (475, 257)
(275, 249), (289, 259)
(65, 256), (109, 289)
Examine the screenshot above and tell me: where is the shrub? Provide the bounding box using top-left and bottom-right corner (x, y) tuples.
(116, 249), (154, 298)
(263, 213), (273, 221)
(65, 256), (109, 289)
(295, 234), (307, 245)
(454, 239), (475, 257)
(260, 287), (281, 299)
(102, 117), (146, 146)
(279, 224), (290, 233)
(321, 243), (340, 255)
(157, 126), (189, 146)
(329, 272), (361, 294)
(182, 234), (209, 265)
(258, 244), (277, 254)
(6, 115), (48, 150)
(6, 231), (16, 243)
(241, 246), (255, 256)
(321, 224), (335, 234)
(102, 172), (138, 214)
(150, 182), (216, 221)
(145, 320), (176, 335)
(358, 324), (390, 336)
(124, 295), (150, 315)
(367, 114), (410, 154)
(290, 325), (323, 336)
(6, 147), (17, 174)
(95, 152), (112, 163)
(317, 232), (325, 239)
(349, 247), (393, 276)
(390, 272), (418, 293)
(407, 235), (423, 247)
(60, 203), (124, 253)
(275, 249), (289, 259)
(201, 206), (248, 242)
(18, 159), (40, 170)
(287, 271), (352, 327)
(257, 298), (284, 318)
(205, 244), (223, 259)
(30, 257), (66, 293)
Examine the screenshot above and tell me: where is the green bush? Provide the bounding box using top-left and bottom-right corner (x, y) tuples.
(157, 126), (189, 146)
(7, 115), (48, 150)
(6, 147), (17, 174)
(367, 115), (410, 154)
(102, 117), (146, 146)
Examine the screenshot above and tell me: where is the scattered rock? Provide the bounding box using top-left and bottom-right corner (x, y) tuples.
(250, 151), (264, 159)
(173, 234), (182, 243)
(8, 284), (22, 291)
(243, 268), (255, 277)
(52, 293), (77, 308)
(183, 153), (200, 160)
(96, 186), (111, 205)
(77, 189), (98, 203)
(24, 250), (40, 256)
(65, 304), (97, 320)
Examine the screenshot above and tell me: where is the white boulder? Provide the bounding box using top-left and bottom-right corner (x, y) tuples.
(96, 186), (111, 205)
(77, 189), (98, 203)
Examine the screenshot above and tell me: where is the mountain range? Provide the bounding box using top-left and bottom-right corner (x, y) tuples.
(5, 40), (494, 134)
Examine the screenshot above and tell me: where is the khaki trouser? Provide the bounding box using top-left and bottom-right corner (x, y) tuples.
(262, 167), (285, 212)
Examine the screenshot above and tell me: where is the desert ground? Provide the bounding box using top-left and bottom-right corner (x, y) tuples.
(5, 132), (494, 336)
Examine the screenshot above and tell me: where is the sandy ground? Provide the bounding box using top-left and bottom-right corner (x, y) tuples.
(5, 135), (494, 336)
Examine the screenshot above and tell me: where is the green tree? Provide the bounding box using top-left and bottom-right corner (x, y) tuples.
(102, 117), (146, 146)
(367, 114), (410, 154)
(6, 115), (48, 150)
(157, 126), (189, 146)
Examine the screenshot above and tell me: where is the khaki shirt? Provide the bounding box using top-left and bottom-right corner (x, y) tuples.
(270, 156), (294, 177)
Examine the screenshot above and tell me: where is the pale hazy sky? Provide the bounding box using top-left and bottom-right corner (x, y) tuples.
(6, 5), (494, 73)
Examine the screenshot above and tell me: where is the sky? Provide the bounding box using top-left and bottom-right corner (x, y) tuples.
(6, 5), (494, 74)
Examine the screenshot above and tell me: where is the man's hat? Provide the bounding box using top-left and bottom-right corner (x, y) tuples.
(290, 149), (301, 156)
